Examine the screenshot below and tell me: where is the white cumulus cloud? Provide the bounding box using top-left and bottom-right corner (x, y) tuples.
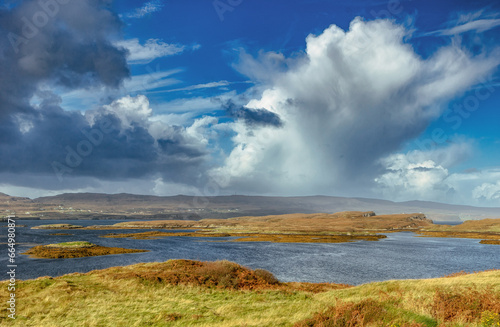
(210, 17), (500, 197)
(473, 182), (500, 202)
(375, 142), (475, 202)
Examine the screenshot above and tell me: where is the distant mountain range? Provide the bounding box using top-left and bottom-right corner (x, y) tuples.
(2, 192), (500, 221)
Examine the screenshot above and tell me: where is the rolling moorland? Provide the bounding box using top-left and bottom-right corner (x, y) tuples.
(3, 195), (500, 326)
(0, 260), (499, 326)
(28, 210), (500, 245)
(3, 192), (500, 221)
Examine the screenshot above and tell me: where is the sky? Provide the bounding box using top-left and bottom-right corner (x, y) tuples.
(0, 0), (500, 206)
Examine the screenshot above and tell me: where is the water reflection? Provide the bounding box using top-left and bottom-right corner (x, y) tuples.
(1, 220), (498, 285)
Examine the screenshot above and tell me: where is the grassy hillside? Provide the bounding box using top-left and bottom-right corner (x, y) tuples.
(112, 211), (433, 233)
(1, 260), (498, 326)
(5, 192), (500, 221)
(424, 219), (500, 233)
(418, 219), (500, 244)
(92, 212), (433, 244)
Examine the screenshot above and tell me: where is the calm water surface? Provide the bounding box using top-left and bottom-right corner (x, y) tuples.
(1, 219), (498, 285)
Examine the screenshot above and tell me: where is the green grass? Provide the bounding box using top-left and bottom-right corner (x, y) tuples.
(45, 241), (95, 248)
(0, 261), (498, 327)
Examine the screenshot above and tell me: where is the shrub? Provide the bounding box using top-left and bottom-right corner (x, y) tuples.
(294, 299), (391, 326)
(164, 313), (182, 321)
(102, 260), (281, 290)
(293, 298), (434, 327)
(431, 288), (500, 323)
(254, 269), (280, 285)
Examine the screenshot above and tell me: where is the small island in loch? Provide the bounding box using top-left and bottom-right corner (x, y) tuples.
(22, 241), (148, 259)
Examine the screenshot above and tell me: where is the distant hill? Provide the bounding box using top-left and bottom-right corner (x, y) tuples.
(0, 192), (35, 215)
(22, 193), (500, 221)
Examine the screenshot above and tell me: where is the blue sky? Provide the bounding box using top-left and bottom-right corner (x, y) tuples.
(1, 0), (500, 206)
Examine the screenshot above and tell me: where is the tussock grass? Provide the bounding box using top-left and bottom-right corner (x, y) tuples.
(0, 261), (498, 326)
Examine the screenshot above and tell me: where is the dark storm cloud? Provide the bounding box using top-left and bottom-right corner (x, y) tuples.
(223, 100), (283, 128)
(0, 0), (210, 189)
(0, 1), (128, 107)
(0, 92), (208, 185)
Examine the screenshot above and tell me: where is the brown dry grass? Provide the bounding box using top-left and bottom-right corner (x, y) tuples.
(0, 260), (498, 327)
(101, 231), (232, 239)
(87, 259), (350, 292)
(112, 211), (432, 233)
(447, 219), (500, 232)
(194, 212), (432, 232)
(424, 219), (500, 233)
(294, 284), (500, 327)
(480, 239), (500, 245)
(227, 233), (386, 243)
(431, 287), (500, 322)
(22, 243), (148, 258)
(101, 230), (386, 243)
(416, 230), (500, 241)
(293, 298), (391, 327)
(32, 223), (83, 229)
(443, 269), (499, 278)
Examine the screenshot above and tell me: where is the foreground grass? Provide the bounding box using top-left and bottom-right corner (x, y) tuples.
(0, 260), (499, 326)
